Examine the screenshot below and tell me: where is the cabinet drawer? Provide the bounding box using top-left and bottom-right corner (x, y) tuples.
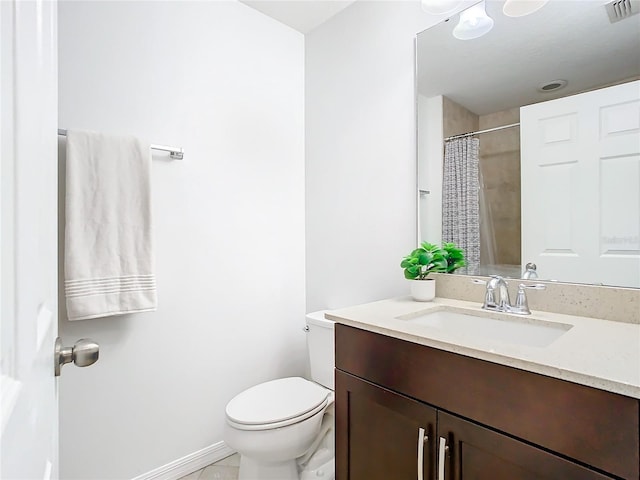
(336, 324), (639, 479)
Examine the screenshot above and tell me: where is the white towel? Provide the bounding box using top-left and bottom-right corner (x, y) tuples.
(64, 130), (157, 321)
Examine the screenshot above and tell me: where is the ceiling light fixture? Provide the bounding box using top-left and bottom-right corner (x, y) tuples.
(503, 0), (549, 17)
(420, 0), (464, 15)
(453, 1), (494, 40)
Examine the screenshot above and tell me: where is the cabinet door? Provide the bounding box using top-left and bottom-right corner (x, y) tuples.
(336, 370), (437, 480)
(438, 412), (614, 480)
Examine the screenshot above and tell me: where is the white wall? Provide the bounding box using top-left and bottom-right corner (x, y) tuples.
(305, 1), (450, 312)
(57, 2), (305, 478)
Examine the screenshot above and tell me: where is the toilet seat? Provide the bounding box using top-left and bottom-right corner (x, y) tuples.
(226, 377), (330, 431)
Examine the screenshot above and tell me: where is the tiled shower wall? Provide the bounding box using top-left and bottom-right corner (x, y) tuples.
(478, 107), (521, 266)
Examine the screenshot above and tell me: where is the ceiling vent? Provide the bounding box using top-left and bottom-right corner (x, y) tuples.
(538, 79), (568, 93)
(605, 0), (639, 23)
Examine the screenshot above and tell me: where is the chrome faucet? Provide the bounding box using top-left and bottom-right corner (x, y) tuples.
(473, 275), (511, 311)
(472, 275), (545, 315)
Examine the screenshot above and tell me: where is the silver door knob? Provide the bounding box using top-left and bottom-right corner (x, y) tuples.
(54, 337), (99, 376)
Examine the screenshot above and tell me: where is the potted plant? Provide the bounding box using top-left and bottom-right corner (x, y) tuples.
(401, 242), (466, 301)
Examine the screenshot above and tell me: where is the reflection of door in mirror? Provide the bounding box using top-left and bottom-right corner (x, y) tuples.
(521, 80), (640, 288)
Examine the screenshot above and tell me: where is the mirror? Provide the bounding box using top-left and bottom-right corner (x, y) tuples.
(416, 0), (640, 288)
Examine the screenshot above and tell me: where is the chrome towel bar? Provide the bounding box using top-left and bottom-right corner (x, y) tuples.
(57, 129), (184, 160)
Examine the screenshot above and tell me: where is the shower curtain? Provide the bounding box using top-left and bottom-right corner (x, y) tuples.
(442, 137), (480, 274)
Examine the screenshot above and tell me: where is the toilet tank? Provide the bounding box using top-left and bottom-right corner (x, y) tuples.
(306, 310), (335, 390)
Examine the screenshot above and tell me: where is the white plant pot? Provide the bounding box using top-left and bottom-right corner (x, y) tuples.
(409, 279), (436, 302)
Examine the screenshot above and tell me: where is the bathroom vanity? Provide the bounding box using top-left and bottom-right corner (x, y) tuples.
(329, 297), (640, 480)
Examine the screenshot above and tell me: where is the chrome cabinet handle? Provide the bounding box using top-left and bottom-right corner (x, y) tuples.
(417, 427), (428, 480)
(438, 437), (448, 480)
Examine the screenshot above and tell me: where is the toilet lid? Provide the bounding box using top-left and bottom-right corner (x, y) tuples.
(226, 377), (330, 427)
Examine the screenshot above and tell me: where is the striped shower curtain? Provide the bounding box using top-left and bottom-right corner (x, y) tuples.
(442, 137), (480, 274)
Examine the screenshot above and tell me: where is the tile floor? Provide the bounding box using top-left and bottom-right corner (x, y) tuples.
(178, 453), (240, 480)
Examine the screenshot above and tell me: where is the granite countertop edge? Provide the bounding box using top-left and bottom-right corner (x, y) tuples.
(326, 296), (640, 400)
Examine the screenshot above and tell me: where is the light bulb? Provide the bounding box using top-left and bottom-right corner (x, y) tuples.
(453, 1), (494, 40)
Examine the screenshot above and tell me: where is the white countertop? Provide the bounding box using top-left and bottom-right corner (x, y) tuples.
(326, 297), (640, 399)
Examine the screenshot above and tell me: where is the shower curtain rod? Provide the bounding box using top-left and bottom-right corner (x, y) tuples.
(57, 129), (184, 160)
(445, 122), (520, 141)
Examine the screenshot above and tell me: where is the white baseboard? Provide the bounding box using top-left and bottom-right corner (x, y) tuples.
(132, 441), (236, 480)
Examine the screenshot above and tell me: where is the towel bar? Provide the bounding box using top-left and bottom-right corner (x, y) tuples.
(57, 129), (184, 160)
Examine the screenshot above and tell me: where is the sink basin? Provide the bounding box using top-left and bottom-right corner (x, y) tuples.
(400, 310), (572, 347)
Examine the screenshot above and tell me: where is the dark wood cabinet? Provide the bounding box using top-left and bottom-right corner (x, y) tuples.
(439, 411), (612, 480)
(335, 324), (640, 480)
(336, 370), (436, 480)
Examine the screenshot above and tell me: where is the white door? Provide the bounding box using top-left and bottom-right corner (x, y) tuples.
(1, 1), (59, 478)
(521, 81), (640, 287)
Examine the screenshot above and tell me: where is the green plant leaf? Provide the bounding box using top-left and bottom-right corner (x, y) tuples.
(404, 267), (418, 279)
(400, 258), (413, 268)
(420, 241), (438, 251)
(441, 242), (466, 273)
(417, 251), (432, 265)
(431, 257), (447, 271)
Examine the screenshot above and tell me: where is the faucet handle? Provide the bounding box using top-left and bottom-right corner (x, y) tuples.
(471, 279), (498, 309)
(512, 283), (546, 315)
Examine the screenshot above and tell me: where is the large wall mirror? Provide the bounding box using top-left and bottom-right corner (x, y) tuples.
(417, 0), (640, 288)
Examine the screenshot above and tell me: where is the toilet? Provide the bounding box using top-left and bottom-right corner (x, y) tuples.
(223, 311), (335, 480)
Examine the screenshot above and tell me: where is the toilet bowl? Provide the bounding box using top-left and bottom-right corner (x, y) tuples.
(223, 311), (335, 480)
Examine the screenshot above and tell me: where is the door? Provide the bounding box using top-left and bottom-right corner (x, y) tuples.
(520, 81), (640, 287)
(437, 412), (613, 480)
(336, 370), (437, 480)
(1, 1), (59, 478)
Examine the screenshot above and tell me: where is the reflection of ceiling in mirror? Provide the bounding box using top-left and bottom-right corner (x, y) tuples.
(417, 0), (640, 115)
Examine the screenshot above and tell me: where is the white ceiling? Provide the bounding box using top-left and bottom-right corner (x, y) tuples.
(239, 0), (357, 34)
